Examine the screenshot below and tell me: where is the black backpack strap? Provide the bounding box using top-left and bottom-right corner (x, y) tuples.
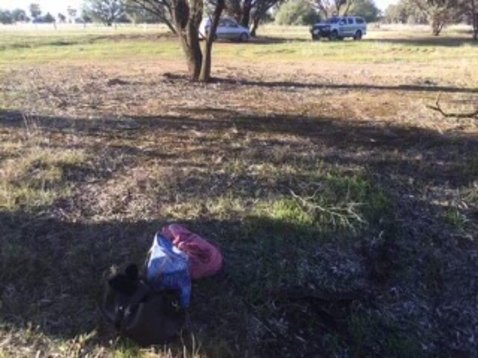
(114, 281), (151, 331)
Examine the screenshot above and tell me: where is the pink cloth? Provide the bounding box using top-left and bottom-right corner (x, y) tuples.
(161, 224), (223, 280)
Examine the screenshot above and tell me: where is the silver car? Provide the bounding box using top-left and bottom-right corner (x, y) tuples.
(310, 16), (367, 41)
(199, 17), (250, 42)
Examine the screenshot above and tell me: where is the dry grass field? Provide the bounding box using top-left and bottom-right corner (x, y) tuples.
(0, 24), (477, 357)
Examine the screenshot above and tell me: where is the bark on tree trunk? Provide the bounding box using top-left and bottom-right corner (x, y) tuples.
(240, 0), (252, 28)
(472, 0), (478, 41)
(200, 0), (225, 82)
(250, 16), (260, 37)
(172, 0), (204, 81)
(431, 18), (443, 36)
(474, 14), (478, 40)
(179, 30), (202, 81)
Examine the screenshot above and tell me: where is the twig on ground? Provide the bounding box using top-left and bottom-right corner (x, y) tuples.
(289, 189), (366, 229)
(427, 94), (478, 119)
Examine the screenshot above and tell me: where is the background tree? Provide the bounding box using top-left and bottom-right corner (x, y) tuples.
(57, 13), (67, 23)
(123, 0), (176, 32)
(0, 10), (13, 24)
(459, 0), (478, 39)
(80, 9), (93, 23)
(411, 0), (461, 35)
(42, 12), (56, 23)
(29, 3), (42, 21)
(384, 0), (427, 23)
(224, 0), (284, 36)
(67, 6), (78, 23)
(84, 0), (126, 26)
(310, 0), (355, 18)
(249, 0), (282, 35)
(349, 0), (379, 22)
(384, 3), (406, 22)
(170, 0), (225, 82)
(12, 8), (28, 22)
(275, 0), (320, 25)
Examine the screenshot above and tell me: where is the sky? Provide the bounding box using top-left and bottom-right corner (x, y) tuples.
(0, 0), (399, 15)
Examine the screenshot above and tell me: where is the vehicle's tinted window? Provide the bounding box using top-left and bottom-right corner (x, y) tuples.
(347, 18), (354, 24)
(356, 18), (365, 24)
(224, 20), (238, 27)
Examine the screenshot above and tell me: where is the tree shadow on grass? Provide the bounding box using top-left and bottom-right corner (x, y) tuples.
(209, 76), (478, 94)
(0, 107), (477, 355)
(0, 208), (378, 356)
(1, 108), (477, 190)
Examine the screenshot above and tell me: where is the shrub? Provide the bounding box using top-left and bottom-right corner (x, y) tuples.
(275, 0), (320, 26)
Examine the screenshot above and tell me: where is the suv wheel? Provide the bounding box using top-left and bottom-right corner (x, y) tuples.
(239, 32), (249, 42)
(329, 30), (339, 41)
(312, 34), (321, 41)
(354, 30), (363, 40)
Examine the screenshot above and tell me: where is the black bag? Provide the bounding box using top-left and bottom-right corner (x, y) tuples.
(100, 264), (186, 346)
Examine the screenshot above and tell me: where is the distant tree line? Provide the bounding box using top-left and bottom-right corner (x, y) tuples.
(0, 9), (29, 24)
(384, 0), (477, 39)
(275, 0), (380, 25)
(1, 0), (475, 40)
(0, 3), (82, 24)
(1, 0), (380, 29)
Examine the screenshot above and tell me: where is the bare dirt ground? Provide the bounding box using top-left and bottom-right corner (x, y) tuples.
(0, 30), (477, 357)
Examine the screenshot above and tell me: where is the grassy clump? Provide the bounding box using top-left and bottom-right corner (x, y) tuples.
(443, 207), (469, 230)
(347, 312), (422, 357)
(266, 174), (391, 233)
(0, 147), (87, 212)
(465, 155), (478, 179)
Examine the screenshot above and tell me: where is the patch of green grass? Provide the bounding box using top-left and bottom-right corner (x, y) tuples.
(1, 26), (477, 66)
(0, 350), (12, 358)
(215, 174), (392, 309)
(465, 155), (478, 179)
(112, 342), (141, 358)
(347, 312), (421, 357)
(0, 40), (183, 65)
(265, 174), (391, 233)
(0, 147), (87, 212)
(443, 207), (469, 230)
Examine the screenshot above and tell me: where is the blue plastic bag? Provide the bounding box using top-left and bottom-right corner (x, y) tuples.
(146, 233), (191, 309)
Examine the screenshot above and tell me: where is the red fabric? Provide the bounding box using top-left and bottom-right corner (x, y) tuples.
(161, 224), (223, 280)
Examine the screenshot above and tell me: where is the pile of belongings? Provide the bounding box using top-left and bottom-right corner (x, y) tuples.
(101, 224), (223, 346)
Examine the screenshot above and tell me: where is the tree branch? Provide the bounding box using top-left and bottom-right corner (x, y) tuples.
(427, 94), (478, 118)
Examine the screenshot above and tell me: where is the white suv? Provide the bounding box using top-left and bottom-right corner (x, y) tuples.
(310, 16), (367, 41)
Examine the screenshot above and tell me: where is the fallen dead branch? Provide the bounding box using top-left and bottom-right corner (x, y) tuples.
(427, 94), (478, 119)
(289, 189), (367, 230)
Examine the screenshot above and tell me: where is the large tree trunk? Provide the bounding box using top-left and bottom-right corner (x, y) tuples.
(182, 27), (203, 81)
(200, 0), (225, 82)
(250, 16), (260, 37)
(472, 0), (478, 40)
(430, 15), (444, 36)
(172, 0), (204, 81)
(474, 13), (478, 40)
(240, 0), (252, 28)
